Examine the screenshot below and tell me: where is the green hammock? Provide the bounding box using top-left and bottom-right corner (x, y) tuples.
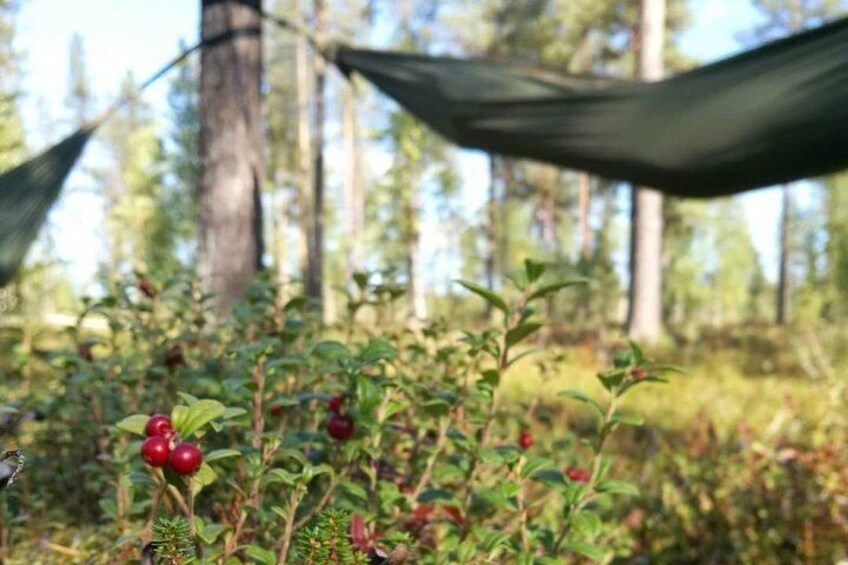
(1, 17), (846, 286)
(0, 128), (95, 286)
(335, 16), (848, 197)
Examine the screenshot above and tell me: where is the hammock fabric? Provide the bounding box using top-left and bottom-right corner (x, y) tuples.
(0, 128), (95, 286)
(1, 17), (847, 286)
(335, 16), (848, 197)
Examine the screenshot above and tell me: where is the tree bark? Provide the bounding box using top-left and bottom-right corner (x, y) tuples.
(343, 79), (364, 284)
(198, 0), (264, 312)
(295, 0), (312, 292)
(485, 154), (497, 294)
(626, 0), (665, 341)
(776, 183), (792, 324)
(578, 172), (591, 259)
(406, 169), (428, 321)
(499, 160), (514, 278)
(534, 166), (557, 255)
(307, 0), (326, 314)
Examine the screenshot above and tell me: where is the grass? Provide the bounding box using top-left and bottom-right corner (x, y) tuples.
(502, 328), (840, 440)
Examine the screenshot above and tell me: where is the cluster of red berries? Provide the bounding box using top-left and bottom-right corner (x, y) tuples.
(325, 396), (354, 441)
(565, 467), (591, 483)
(140, 414), (203, 476)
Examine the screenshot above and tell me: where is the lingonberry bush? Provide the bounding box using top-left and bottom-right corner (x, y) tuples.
(1, 262), (689, 563)
(60, 259), (676, 564)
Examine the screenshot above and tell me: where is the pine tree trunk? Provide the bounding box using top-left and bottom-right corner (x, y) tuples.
(499, 160), (513, 277)
(407, 172), (427, 320)
(198, 0), (264, 312)
(578, 172), (591, 259)
(485, 154), (497, 295)
(343, 80), (364, 284)
(274, 177), (289, 294)
(776, 183), (792, 324)
(295, 0), (312, 291)
(627, 0), (665, 341)
(308, 0), (326, 314)
(535, 167), (557, 256)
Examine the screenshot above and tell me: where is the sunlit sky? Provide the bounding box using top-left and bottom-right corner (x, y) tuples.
(14, 0), (806, 296)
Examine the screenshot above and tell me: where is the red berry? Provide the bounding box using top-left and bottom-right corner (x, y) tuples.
(328, 395), (344, 413)
(139, 278), (156, 298)
(270, 404), (284, 417)
(326, 414), (354, 441)
(168, 442), (203, 475)
(77, 344), (93, 361)
(631, 369), (646, 381)
(565, 467), (591, 483)
(518, 430), (533, 450)
(141, 436), (170, 467)
(145, 414), (173, 438)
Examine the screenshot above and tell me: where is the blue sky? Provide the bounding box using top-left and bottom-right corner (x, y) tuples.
(14, 0), (797, 293)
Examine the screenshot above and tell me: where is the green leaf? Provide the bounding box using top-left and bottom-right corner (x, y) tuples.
(609, 412), (644, 427)
(266, 468), (299, 486)
(421, 398), (452, 417)
(596, 479), (639, 496)
(524, 259), (546, 283)
(359, 339), (396, 364)
(128, 472), (157, 487)
(355, 373), (381, 412)
(205, 449), (242, 463)
(283, 296), (308, 312)
(478, 369), (500, 389)
(505, 322), (542, 348)
(613, 350), (634, 368)
(571, 510), (603, 538)
(352, 271), (369, 290)
(455, 280), (509, 313)
(269, 396), (300, 409)
(506, 271), (529, 291)
(174, 399), (227, 439)
(519, 456), (554, 480)
(338, 479), (369, 502)
(563, 541), (606, 561)
(243, 544), (277, 564)
(480, 529), (512, 554)
(192, 463), (217, 495)
(558, 390), (603, 415)
(221, 407), (248, 420)
(307, 463), (334, 480)
(643, 363), (688, 374)
(479, 447), (505, 467)
(418, 488), (458, 504)
(597, 368), (627, 391)
(506, 348), (541, 368)
(532, 469), (566, 486)
(114, 414), (148, 436)
(628, 340), (645, 364)
(527, 278), (588, 302)
(176, 392), (199, 406)
(99, 498), (118, 520)
(194, 517), (226, 545)
(312, 340), (350, 361)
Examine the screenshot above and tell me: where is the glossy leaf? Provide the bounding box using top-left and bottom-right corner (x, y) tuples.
(455, 280), (509, 313)
(527, 278), (588, 302)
